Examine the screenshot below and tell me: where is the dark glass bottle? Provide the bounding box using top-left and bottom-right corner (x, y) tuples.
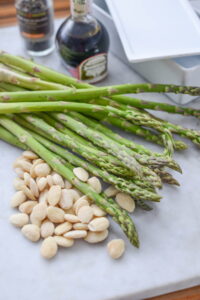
(15, 0), (54, 56)
(56, 0), (109, 83)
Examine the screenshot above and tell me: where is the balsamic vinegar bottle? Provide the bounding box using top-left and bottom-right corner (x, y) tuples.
(15, 0), (54, 56)
(56, 0), (110, 83)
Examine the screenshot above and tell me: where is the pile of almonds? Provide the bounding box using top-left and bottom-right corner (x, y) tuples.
(9, 150), (128, 260)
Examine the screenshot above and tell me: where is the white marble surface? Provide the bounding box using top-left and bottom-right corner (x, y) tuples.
(1, 22), (200, 300)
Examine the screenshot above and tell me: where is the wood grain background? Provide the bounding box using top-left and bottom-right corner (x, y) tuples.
(0, 0), (199, 299)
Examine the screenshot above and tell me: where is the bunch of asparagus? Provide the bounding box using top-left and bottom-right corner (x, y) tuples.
(0, 51), (200, 248)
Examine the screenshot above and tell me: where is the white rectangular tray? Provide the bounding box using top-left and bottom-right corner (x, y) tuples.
(93, 0), (200, 105)
(105, 0), (200, 63)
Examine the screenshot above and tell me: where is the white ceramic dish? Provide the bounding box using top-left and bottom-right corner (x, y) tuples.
(93, 0), (200, 105)
(105, 0), (200, 63)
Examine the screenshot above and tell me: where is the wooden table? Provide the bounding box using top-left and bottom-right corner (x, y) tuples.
(0, 1), (199, 299)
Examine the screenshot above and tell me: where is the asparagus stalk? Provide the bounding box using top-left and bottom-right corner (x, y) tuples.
(0, 115), (139, 247)
(0, 65), (68, 91)
(16, 113), (140, 178)
(1, 51), (200, 96)
(87, 112), (188, 151)
(38, 114), (160, 190)
(68, 111), (181, 171)
(0, 125), (27, 149)
(0, 82), (27, 92)
(152, 168), (180, 186)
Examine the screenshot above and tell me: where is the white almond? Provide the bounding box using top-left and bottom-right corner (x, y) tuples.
(107, 239), (125, 259)
(77, 206), (93, 224)
(91, 204), (106, 217)
(29, 178), (39, 197)
(21, 224), (40, 242)
(46, 175), (54, 186)
(84, 230), (108, 243)
(33, 158), (44, 166)
(64, 214), (79, 223)
(32, 203), (47, 221)
(19, 200), (38, 214)
(37, 177), (48, 191)
(52, 173), (65, 188)
(13, 159), (32, 172)
(40, 220), (55, 238)
(30, 164), (37, 178)
(54, 222), (72, 235)
(64, 207), (75, 215)
(87, 177), (102, 194)
(64, 180), (72, 189)
(88, 217), (110, 232)
(115, 193), (135, 213)
(67, 189), (80, 202)
(14, 168), (24, 179)
(59, 189), (73, 209)
(21, 185), (36, 201)
(54, 236), (74, 247)
(40, 237), (58, 259)
(34, 163), (51, 177)
(64, 230), (87, 239)
(30, 213), (41, 226)
(23, 172), (31, 185)
(73, 223), (88, 230)
(11, 191), (26, 208)
(13, 178), (25, 190)
(10, 213), (29, 227)
(74, 197), (89, 215)
(23, 151), (38, 160)
(73, 167), (89, 182)
(47, 206), (65, 223)
(47, 185), (61, 206)
(39, 188), (48, 203)
(104, 186), (118, 197)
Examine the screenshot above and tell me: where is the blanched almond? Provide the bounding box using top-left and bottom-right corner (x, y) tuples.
(107, 239), (125, 259)
(11, 191), (26, 208)
(87, 177), (102, 193)
(54, 222), (72, 235)
(23, 172), (31, 185)
(59, 189), (73, 209)
(40, 237), (58, 259)
(37, 177), (47, 191)
(19, 200), (37, 214)
(34, 163), (51, 177)
(64, 214), (79, 223)
(47, 206), (65, 223)
(46, 175), (54, 186)
(15, 168), (24, 179)
(68, 189), (80, 201)
(88, 217), (109, 232)
(74, 197), (89, 215)
(10, 213), (29, 227)
(77, 206), (93, 224)
(64, 180), (72, 189)
(115, 193), (135, 213)
(64, 230), (87, 239)
(29, 178), (39, 197)
(73, 223), (88, 230)
(21, 185), (36, 201)
(31, 203), (47, 221)
(104, 186), (118, 197)
(47, 185), (61, 206)
(91, 204), (106, 217)
(13, 178), (25, 190)
(85, 230), (108, 243)
(40, 220), (55, 238)
(21, 224), (40, 242)
(54, 236), (74, 247)
(73, 167), (89, 182)
(13, 159), (32, 172)
(52, 173), (65, 188)
(22, 151), (38, 160)
(39, 188), (48, 203)
(30, 164), (37, 178)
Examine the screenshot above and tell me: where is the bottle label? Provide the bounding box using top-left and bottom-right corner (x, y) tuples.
(79, 53), (108, 82)
(16, 9), (52, 40)
(71, 0), (91, 16)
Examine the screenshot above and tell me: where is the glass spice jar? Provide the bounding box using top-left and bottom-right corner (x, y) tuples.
(15, 0), (55, 56)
